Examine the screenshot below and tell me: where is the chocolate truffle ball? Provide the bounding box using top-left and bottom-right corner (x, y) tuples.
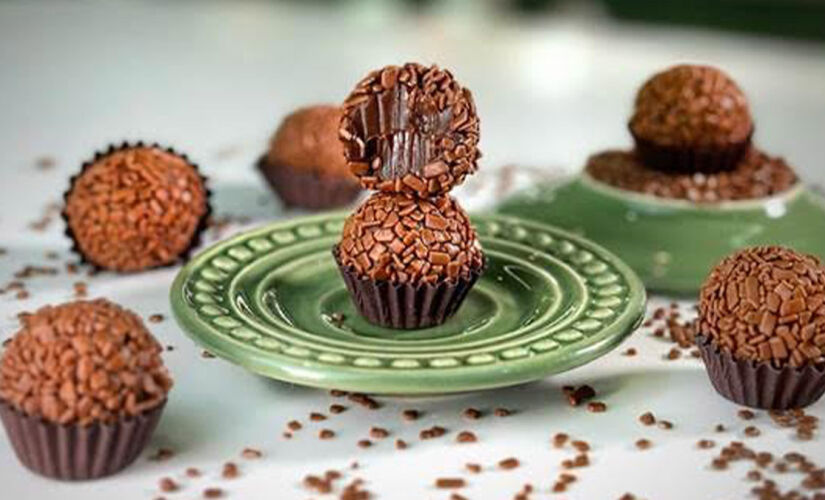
(339, 63), (481, 197)
(267, 105), (351, 178)
(336, 191), (484, 284)
(0, 299), (172, 425)
(629, 65), (752, 173)
(585, 147), (797, 202)
(259, 105), (360, 209)
(699, 246), (825, 367)
(64, 145), (210, 272)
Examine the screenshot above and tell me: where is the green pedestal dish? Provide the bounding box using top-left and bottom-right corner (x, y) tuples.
(170, 213), (645, 395)
(497, 174), (825, 296)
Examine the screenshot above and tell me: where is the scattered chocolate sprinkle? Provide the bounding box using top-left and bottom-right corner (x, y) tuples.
(744, 426), (761, 437)
(466, 463), (481, 474)
(347, 393), (381, 410)
(552, 433), (569, 448)
(456, 431), (477, 443)
(402, 409), (420, 421)
(203, 487), (224, 498)
(698, 439), (716, 449)
(287, 420), (302, 431)
(330, 404), (347, 414)
(319, 429), (335, 440)
(462, 407), (482, 420)
(571, 440), (590, 453)
(738, 409), (756, 420)
(435, 478), (466, 489)
(420, 426), (447, 440)
(222, 462), (239, 479)
(357, 439), (372, 448)
(330, 389), (348, 397)
(149, 314), (165, 323)
(635, 439), (653, 450)
(149, 448), (175, 462)
(303, 474), (333, 494)
(201, 350), (215, 359)
(622, 347), (638, 356)
(241, 448), (262, 459)
(639, 412), (656, 426)
(498, 457), (520, 470)
(587, 401), (607, 413)
(565, 385), (596, 406)
(494, 407), (513, 417)
(186, 468), (201, 478)
(159, 477), (179, 493)
(369, 427), (389, 439)
(395, 439), (408, 450)
(310, 412), (327, 421)
(658, 420), (674, 430)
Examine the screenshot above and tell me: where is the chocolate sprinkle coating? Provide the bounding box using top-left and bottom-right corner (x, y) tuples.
(0, 299), (172, 425)
(339, 63), (480, 197)
(585, 148), (797, 202)
(630, 64), (752, 148)
(699, 246), (825, 367)
(337, 191), (484, 284)
(64, 144), (210, 272)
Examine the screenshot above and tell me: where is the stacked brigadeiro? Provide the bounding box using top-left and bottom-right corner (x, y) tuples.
(0, 299), (172, 479)
(696, 246), (825, 409)
(63, 143), (211, 272)
(586, 64), (798, 202)
(334, 63), (485, 329)
(258, 105), (362, 210)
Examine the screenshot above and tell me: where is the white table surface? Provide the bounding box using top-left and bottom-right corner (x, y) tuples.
(1, 1), (824, 499)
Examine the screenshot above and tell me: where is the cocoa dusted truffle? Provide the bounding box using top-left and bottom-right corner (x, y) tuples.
(63, 144), (210, 272)
(334, 191), (484, 328)
(585, 148), (797, 202)
(258, 105), (361, 210)
(696, 246), (825, 409)
(629, 64), (752, 173)
(0, 299), (172, 479)
(336, 191), (483, 284)
(339, 63), (481, 197)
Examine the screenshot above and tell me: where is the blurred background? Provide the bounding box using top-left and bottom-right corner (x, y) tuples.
(1, 0), (824, 220)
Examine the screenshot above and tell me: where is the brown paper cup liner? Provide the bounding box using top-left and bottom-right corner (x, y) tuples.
(62, 141), (212, 272)
(257, 155), (361, 210)
(333, 248), (484, 329)
(696, 334), (825, 410)
(0, 400), (166, 480)
(630, 128), (753, 174)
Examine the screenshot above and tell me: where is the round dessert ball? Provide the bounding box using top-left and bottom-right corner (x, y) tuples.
(336, 191), (484, 284)
(629, 64), (752, 173)
(64, 144), (210, 272)
(698, 246), (825, 368)
(0, 299), (172, 425)
(339, 63), (481, 197)
(259, 105), (360, 209)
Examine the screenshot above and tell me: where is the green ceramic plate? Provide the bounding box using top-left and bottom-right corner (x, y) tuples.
(498, 175), (825, 297)
(170, 213), (645, 394)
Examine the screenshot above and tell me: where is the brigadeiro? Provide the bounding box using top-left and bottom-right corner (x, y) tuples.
(339, 63), (481, 197)
(629, 64), (753, 173)
(63, 143), (210, 272)
(696, 246), (825, 409)
(258, 105), (361, 210)
(0, 299), (172, 479)
(334, 191), (485, 328)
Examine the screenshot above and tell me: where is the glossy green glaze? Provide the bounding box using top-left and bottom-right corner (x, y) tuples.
(497, 175), (825, 296)
(170, 213), (645, 394)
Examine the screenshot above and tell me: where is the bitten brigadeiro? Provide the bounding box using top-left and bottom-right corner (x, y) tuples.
(339, 63), (481, 197)
(63, 143), (210, 272)
(696, 246), (825, 409)
(0, 299), (172, 479)
(335, 63), (485, 329)
(629, 64), (753, 173)
(258, 105), (361, 210)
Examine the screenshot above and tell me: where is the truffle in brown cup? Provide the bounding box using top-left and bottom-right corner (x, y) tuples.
(0, 400), (165, 480)
(62, 142), (211, 272)
(259, 105), (361, 210)
(628, 64), (753, 174)
(696, 246), (825, 410)
(0, 299), (173, 480)
(696, 334), (825, 410)
(334, 248), (483, 329)
(256, 155), (361, 210)
(339, 63), (481, 197)
(334, 192), (485, 329)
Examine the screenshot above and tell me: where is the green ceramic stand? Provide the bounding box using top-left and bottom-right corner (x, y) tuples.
(497, 174), (825, 297)
(170, 213), (645, 395)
